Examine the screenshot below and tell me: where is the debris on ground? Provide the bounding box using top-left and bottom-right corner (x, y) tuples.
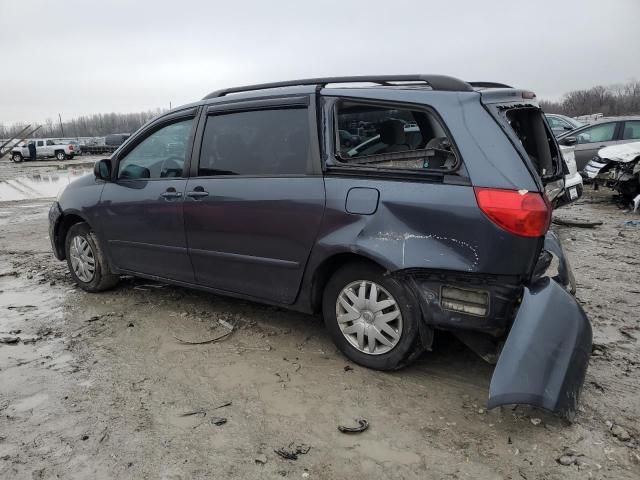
(209, 417), (227, 426)
(622, 219), (640, 226)
(556, 448), (583, 466)
(530, 418), (542, 426)
(337, 418), (369, 434)
(173, 329), (233, 345)
(180, 410), (207, 418)
(343, 365), (353, 372)
(255, 454), (268, 465)
(173, 320), (235, 345)
(611, 424), (632, 442)
(0, 335), (20, 344)
(552, 217), (603, 228)
(133, 283), (168, 291)
(274, 443), (311, 460)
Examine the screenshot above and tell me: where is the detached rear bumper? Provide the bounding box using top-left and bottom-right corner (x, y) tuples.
(488, 277), (591, 419)
(488, 232), (591, 419)
(401, 231), (591, 419)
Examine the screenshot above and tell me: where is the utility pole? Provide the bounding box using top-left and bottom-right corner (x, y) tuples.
(58, 113), (65, 137)
(169, 101), (172, 110)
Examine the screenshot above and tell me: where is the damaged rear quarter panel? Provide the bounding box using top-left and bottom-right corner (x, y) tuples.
(310, 177), (541, 276)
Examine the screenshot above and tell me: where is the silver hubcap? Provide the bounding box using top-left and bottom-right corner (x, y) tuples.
(336, 280), (403, 355)
(69, 235), (96, 283)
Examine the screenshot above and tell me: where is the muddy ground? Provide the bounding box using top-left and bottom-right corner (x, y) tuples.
(0, 157), (639, 480)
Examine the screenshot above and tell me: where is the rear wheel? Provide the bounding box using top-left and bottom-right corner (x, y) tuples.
(55, 151), (66, 161)
(65, 153), (74, 160)
(322, 262), (423, 370)
(65, 223), (119, 292)
(11, 153), (23, 163)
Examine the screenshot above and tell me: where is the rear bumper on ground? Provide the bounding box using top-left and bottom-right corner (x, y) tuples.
(399, 231), (591, 418)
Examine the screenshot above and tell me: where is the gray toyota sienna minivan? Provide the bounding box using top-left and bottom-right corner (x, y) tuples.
(49, 75), (591, 418)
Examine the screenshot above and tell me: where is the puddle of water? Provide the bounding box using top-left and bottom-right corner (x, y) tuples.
(0, 169), (92, 202)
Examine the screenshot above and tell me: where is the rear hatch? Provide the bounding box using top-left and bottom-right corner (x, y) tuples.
(478, 88), (565, 202)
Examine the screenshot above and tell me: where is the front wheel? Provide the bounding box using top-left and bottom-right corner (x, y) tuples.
(65, 222), (119, 292)
(11, 153), (23, 163)
(55, 151), (66, 161)
(322, 262), (423, 370)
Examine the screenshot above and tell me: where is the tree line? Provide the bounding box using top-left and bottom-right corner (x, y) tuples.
(0, 109), (167, 140)
(540, 80), (640, 117)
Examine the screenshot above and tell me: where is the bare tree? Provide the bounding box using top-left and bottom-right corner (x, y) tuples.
(540, 80), (640, 117)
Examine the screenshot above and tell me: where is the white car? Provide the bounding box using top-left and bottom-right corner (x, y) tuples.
(558, 144), (582, 206)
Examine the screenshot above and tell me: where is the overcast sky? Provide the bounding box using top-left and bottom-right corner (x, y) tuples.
(1, 0), (639, 125)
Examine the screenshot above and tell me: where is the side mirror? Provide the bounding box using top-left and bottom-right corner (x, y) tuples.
(94, 159), (112, 181)
(561, 136), (577, 146)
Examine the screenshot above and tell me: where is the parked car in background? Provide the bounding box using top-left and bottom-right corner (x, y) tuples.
(545, 114), (583, 137)
(49, 75), (591, 418)
(11, 139), (76, 162)
(583, 141), (640, 202)
(557, 144), (582, 206)
(557, 115), (640, 172)
(105, 133), (131, 147)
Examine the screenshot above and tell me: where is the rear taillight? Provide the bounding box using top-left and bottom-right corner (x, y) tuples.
(474, 187), (550, 238)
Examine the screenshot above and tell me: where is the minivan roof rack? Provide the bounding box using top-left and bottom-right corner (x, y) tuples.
(203, 75), (474, 99)
(469, 81), (513, 89)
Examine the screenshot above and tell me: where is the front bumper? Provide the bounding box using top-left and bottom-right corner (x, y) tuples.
(48, 201), (64, 260)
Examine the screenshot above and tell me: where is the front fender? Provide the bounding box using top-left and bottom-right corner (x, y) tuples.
(488, 277), (592, 419)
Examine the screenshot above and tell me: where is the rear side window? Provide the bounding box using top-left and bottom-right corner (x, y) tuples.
(334, 101), (457, 171)
(622, 121), (640, 140)
(199, 108), (309, 176)
(576, 123), (616, 144)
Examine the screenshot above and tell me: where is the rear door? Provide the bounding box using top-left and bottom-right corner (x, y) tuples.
(36, 139), (44, 157)
(621, 120), (640, 142)
(184, 96), (325, 304)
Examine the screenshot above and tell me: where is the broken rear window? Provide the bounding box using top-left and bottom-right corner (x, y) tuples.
(505, 107), (562, 179)
(333, 101), (458, 172)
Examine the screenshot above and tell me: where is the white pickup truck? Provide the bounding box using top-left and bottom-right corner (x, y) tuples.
(11, 139), (76, 162)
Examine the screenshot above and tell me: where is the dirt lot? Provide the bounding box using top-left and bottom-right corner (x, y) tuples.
(1, 158), (639, 479)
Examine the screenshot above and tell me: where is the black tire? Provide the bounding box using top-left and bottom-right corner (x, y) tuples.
(65, 154), (74, 160)
(65, 222), (119, 292)
(322, 262), (423, 371)
(55, 151), (66, 161)
(11, 153), (23, 163)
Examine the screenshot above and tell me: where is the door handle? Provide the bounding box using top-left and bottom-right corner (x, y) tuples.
(186, 188), (209, 199)
(160, 188), (182, 199)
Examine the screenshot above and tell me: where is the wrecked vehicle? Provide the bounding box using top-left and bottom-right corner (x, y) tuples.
(48, 75), (592, 418)
(583, 141), (640, 203)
